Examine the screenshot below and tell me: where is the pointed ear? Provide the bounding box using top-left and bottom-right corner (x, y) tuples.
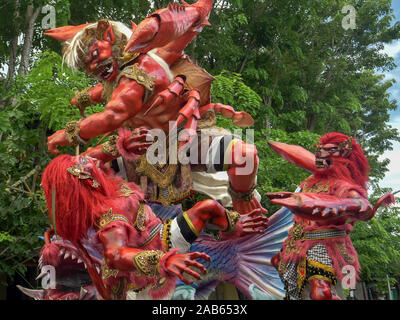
(95, 20), (109, 39)
(130, 20), (137, 32)
(103, 25), (115, 43)
(44, 23), (92, 42)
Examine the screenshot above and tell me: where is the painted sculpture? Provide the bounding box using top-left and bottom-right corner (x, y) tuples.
(266, 132), (394, 300)
(17, 154), (283, 300)
(44, 0), (263, 215)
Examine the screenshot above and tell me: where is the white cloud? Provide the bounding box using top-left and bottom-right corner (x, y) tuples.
(380, 115), (400, 191)
(382, 40), (400, 58)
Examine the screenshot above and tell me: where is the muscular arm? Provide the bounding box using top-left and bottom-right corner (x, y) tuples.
(71, 83), (105, 107)
(99, 223), (210, 284)
(267, 190), (373, 222)
(47, 78), (145, 154)
(79, 78), (145, 139)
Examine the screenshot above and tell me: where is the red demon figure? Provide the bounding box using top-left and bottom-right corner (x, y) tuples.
(44, 0), (264, 215)
(266, 132), (394, 300)
(40, 154), (267, 300)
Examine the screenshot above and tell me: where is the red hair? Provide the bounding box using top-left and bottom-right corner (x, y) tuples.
(41, 155), (144, 244)
(310, 132), (370, 192)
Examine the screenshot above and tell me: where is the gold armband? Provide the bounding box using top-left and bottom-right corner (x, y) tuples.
(228, 183), (256, 202)
(75, 89), (93, 109)
(65, 121), (88, 145)
(225, 209), (241, 233)
(132, 250), (164, 277)
(101, 135), (120, 157)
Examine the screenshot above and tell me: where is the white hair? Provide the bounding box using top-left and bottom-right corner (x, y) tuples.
(63, 21), (133, 69)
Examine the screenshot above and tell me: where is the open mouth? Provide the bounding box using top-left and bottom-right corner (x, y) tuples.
(96, 62), (115, 80)
(18, 238), (102, 300)
(315, 158), (330, 169)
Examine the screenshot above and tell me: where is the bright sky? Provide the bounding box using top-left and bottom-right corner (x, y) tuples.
(378, 1), (400, 192)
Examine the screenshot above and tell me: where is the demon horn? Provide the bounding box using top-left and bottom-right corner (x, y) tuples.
(16, 285), (45, 300)
(44, 23), (92, 42)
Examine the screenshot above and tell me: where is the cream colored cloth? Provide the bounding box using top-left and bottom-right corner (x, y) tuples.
(191, 171), (261, 208)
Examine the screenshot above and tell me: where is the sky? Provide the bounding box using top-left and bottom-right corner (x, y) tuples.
(378, 1), (400, 192)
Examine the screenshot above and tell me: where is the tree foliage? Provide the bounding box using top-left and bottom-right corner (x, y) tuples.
(0, 0), (400, 296)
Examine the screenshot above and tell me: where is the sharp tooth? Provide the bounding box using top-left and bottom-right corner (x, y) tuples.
(71, 254), (76, 260)
(96, 266), (101, 274)
(59, 249), (65, 256)
(84, 263), (87, 269)
(80, 287), (88, 300)
(77, 258), (83, 264)
(64, 252), (70, 259)
(16, 285), (45, 300)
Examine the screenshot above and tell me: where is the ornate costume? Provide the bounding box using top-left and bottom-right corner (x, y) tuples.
(266, 133), (395, 300)
(32, 154), (270, 300)
(44, 0), (263, 215)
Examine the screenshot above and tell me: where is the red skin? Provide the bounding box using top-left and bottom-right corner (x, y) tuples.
(70, 84), (104, 106)
(98, 199), (267, 285)
(309, 278), (340, 300)
(266, 141), (373, 300)
(47, 2), (263, 215)
(48, 60), (261, 216)
(268, 190), (373, 226)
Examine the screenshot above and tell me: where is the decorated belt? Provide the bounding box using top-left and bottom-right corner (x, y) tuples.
(304, 229), (347, 240)
(290, 223), (347, 241)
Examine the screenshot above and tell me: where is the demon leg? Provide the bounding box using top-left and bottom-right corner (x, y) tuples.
(309, 278), (340, 300)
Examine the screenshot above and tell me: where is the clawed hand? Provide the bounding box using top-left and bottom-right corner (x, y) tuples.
(240, 208), (269, 235)
(123, 126), (153, 155)
(165, 252), (211, 285)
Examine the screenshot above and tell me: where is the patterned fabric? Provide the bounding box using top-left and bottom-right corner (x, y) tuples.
(278, 244), (336, 300)
(305, 229), (347, 240)
(306, 244), (333, 267)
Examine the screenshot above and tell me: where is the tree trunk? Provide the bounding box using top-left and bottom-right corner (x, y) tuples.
(18, 5), (41, 76)
(308, 114), (317, 132)
(6, 36), (18, 83)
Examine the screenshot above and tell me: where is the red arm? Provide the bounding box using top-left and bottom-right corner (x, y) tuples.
(83, 145), (116, 163)
(79, 78), (144, 139)
(267, 191), (373, 222)
(99, 224), (210, 284)
(70, 83), (105, 106)
(47, 78), (145, 154)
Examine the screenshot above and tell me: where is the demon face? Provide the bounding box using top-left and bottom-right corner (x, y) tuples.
(315, 138), (352, 171)
(86, 25), (119, 82)
(315, 143), (340, 170)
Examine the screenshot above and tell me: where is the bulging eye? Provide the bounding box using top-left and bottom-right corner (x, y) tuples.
(92, 49), (99, 59)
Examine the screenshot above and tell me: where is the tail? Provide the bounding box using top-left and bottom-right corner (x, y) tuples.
(189, 206), (293, 299)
